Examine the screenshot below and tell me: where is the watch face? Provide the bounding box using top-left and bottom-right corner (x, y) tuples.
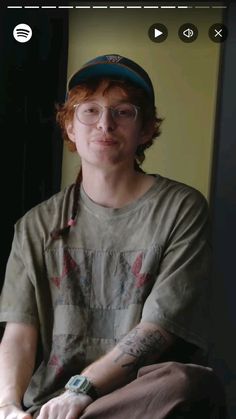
(72, 376), (85, 387)
(65, 375), (91, 393)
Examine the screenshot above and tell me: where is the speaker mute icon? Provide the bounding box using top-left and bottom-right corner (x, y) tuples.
(13, 24), (32, 43)
(183, 28), (194, 38)
(179, 23), (198, 43)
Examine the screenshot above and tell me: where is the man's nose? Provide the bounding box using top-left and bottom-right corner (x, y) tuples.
(96, 108), (116, 132)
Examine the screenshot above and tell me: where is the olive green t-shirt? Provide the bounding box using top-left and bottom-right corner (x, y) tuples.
(0, 174), (211, 411)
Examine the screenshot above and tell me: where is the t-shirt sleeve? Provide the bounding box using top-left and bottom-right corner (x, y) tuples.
(0, 224), (39, 327)
(141, 189), (211, 351)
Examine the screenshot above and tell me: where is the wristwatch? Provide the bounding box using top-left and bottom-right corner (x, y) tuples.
(65, 375), (98, 400)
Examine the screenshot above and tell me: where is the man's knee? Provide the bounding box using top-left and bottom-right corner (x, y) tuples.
(165, 362), (225, 400)
(139, 361), (226, 403)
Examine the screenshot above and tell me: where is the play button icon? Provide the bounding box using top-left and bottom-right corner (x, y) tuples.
(155, 29), (163, 38)
(148, 23), (168, 43)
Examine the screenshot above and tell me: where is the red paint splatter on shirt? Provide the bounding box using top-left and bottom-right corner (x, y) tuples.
(132, 253), (152, 288)
(51, 249), (79, 288)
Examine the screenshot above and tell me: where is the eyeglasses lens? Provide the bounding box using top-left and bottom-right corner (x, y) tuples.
(76, 102), (137, 125)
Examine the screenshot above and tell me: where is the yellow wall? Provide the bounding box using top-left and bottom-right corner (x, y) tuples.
(61, 7), (222, 199)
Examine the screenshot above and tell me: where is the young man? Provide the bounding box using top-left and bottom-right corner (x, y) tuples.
(0, 54), (227, 419)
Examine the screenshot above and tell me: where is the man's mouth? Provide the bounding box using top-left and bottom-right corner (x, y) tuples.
(92, 137), (119, 144)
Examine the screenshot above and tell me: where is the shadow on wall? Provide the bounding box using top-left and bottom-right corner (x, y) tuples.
(208, 4), (236, 418)
(209, 271), (236, 419)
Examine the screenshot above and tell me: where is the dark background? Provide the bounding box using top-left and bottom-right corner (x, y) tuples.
(0, 2), (236, 417)
(208, 3), (236, 418)
(0, 7), (68, 284)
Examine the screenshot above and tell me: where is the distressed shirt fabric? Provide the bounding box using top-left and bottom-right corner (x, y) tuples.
(0, 174), (211, 411)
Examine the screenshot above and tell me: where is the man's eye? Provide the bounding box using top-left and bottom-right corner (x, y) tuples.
(118, 109), (129, 115)
(116, 107), (134, 117)
(84, 107), (99, 114)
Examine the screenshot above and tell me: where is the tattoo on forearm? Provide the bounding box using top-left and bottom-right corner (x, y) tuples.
(115, 326), (167, 373)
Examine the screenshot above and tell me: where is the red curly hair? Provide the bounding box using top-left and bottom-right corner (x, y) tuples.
(56, 76), (163, 166)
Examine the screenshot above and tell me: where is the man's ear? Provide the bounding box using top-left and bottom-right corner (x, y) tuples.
(66, 122), (76, 143)
(139, 121), (155, 145)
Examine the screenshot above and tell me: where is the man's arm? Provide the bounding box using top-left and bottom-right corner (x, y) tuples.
(38, 321), (175, 418)
(82, 320), (175, 394)
(0, 322), (38, 418)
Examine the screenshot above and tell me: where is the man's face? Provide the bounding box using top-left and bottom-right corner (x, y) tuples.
(66, 80), (152, 170)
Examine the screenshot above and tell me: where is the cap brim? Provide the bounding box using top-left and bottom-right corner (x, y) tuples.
(67, 62), (154, 102)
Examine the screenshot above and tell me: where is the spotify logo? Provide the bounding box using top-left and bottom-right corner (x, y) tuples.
(13, 24), (32, 43)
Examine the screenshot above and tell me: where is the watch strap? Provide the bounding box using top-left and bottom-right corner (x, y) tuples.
(87, 384), (98, 400)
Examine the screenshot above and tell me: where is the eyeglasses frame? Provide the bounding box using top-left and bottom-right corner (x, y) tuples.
(73, 102), (141, 125)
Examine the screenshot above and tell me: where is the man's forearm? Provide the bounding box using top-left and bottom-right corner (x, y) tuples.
(82, 321), (175, 396)
(36, 322), (176, 419)
(0, 323), (38, 405)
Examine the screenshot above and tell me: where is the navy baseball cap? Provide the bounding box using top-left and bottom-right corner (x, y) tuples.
(67, 54), (155, 105)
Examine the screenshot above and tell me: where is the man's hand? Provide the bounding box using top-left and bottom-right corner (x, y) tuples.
(37, 390), (93, 419)
(0, 404), (32, 419)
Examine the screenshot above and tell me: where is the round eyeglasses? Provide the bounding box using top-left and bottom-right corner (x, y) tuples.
(73, 102), (140, 125)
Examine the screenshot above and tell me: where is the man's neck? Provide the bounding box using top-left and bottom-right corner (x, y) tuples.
(81, 164), (155, 209)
